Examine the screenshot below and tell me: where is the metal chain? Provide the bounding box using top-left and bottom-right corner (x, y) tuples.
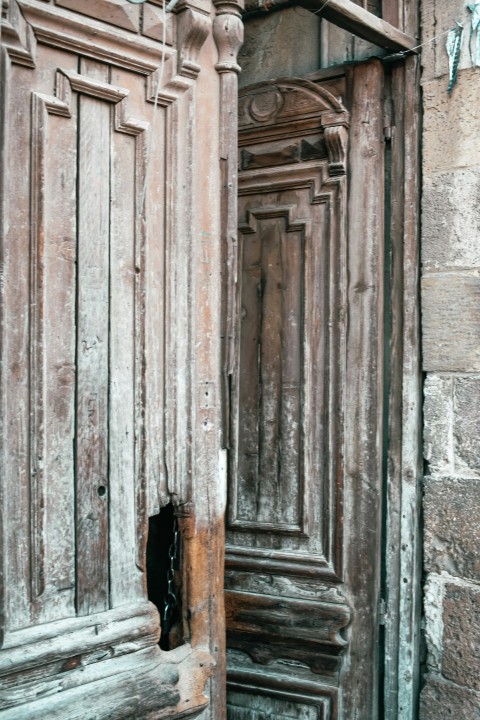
(162, 515), (179, 636)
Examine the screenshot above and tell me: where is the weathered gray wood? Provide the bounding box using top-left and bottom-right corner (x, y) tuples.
(213, 7), (244, 714)
(1, 39), (33, 634)
(1, 0), (233, 716)
(0, 602), (159, 677)
(0, 644), (214, 720)
(310, 0), (416, 51)
(396, 54), (422, 720)
(33, 54), (78, 626)
(383, 56), (422, 720)
(55, 0), (140, 33)
(109, 67), (148, 606)
(75, 58), (111, 616)
(226, 590), (351, 675)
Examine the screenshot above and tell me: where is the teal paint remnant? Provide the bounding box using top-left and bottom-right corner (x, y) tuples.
(446, 22), (464, 94)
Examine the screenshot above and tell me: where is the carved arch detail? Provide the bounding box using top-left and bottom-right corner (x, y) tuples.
(239, 78), (350, 176)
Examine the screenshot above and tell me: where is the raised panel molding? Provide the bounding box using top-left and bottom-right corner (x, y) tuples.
(1, 0), (36, 66)
(55, 0), (141, 33)
(146, 6), (211, 105)
(227, 80), (349, 581)
(14, 0), (211, 102)
(226, 591), (351, 676)
(228, 671), (338, 720)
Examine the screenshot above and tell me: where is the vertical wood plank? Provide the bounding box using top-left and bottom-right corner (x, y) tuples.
(3, 63), (35, 631)
(109, 91), (138, 607)
(384, 62), (405, 718)
(40, 62), (78, 623)
(237, 227), (262, 521)
(75, 59), (110, 615)
(279, 224), (302, 526)
(382, 0), (401, 26)
(343, 59), (384, 720)
(258, 219), (283, 522)
(383, 55), (422, 720)
(144, 86), (167, 519)
(396, 54), (422, 720)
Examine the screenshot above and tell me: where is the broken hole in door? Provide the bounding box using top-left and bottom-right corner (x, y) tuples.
(146, 503), (184, 650)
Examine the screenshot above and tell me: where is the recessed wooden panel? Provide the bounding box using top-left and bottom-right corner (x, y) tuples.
(228, 80), (349, 580)
(234, 212), (305, 533)
(227, 691), (322, 720)
(227, 166), (346, 579)
(225, 590), (351, 675)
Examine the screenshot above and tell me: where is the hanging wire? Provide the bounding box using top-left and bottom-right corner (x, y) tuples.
(313, 0), (333, 14)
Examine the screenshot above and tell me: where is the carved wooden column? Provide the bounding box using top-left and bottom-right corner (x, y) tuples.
(213, 0), (244, 449)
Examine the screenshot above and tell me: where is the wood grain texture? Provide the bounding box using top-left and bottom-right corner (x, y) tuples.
(30, 80), (77, 625)
(17, 0), (166, 74)
(75, 59), (111, 616)
(228, 672), (337, 720)
(243, 0), (416, 51)
(1, 1), (232, 717)
(226, 590), (351, 675)
(227, 74), (350, 720)
(342, 59), (384, 720)
(55, 0), (140, 33)
(109, 75), (148, 606)
(383, 57), (422, 720)
(0, 643), (214, 720)
(228, 80), (348, 583)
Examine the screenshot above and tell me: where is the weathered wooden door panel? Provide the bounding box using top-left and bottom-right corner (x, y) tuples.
(0, 0), (242, 717)
(226, 63), (386, 720)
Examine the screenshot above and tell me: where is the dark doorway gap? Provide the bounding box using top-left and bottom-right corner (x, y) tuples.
(146, 503), (184, 651)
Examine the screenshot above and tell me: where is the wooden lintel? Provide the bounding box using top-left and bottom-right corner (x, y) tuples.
(243, 0), (417, 54)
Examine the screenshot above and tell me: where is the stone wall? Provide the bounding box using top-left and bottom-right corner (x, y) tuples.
(421, 1), (480, 717)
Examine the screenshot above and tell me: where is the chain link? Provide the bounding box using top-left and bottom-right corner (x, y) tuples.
(162, 515), (179, 636)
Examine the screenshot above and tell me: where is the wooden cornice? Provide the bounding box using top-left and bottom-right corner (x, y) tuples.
(244, 0), (417, 53)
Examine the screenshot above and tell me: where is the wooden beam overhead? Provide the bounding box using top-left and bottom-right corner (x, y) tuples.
(244, 0), (418, 54)
(300, 0), (417, 52)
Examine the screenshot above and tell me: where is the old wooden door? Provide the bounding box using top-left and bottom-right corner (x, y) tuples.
(225, 58), (421, 720)
(0, 1), (242, 718)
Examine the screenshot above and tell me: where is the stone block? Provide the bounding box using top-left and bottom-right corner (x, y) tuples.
(423, 374), (454, 475)
(420, 675), (480, 720)
(454, 377), (480, 475)
(423, 169), (480, 271)
(423, 72), (480, 174)
(442, 582), (480, 691)
(422, 272), (480, 372)
(424, 477), (480, 581)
